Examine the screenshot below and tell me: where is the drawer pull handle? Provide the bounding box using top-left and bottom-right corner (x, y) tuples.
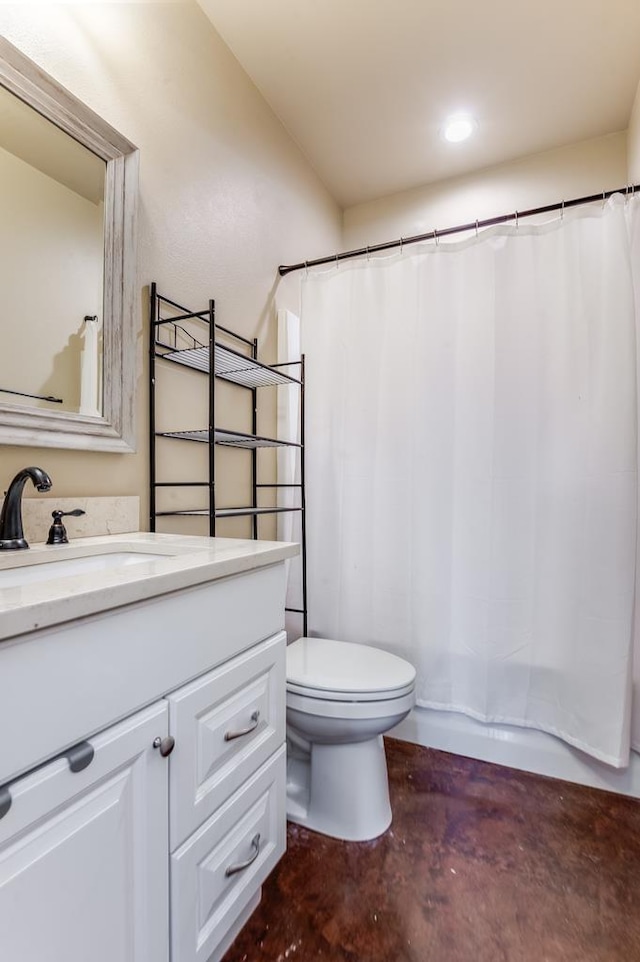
(153, 736), (175, 757)
(63, 741), (94, 773)
(224, 710), (260, 742)
(225, 833), (261, 877)
(0, 785), (11, 821)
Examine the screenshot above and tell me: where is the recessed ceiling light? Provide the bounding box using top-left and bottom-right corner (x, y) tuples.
(442, 114), (477, 144)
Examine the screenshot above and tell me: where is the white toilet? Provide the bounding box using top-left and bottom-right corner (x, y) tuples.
(285, 637), (416, 842)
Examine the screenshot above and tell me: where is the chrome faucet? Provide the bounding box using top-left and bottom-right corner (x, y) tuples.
(0, 466), (52, 550)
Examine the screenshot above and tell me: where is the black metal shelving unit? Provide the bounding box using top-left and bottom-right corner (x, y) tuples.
(149, 282), (307, 634)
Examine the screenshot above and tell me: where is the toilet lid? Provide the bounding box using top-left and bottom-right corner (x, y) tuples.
(286, 637), (416, 701)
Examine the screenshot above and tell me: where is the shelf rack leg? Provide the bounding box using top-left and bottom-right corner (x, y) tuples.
(252, 336), (258, 540)
(209, 298), (216, 537)
(300, 353), (308, 637)
(149, 282), (157, 532)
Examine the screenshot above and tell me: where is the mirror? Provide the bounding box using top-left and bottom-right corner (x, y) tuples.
(0, 37), (138, 451)
(0, 85), (106, 417)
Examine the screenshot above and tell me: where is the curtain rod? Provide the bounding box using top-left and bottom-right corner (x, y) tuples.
(278, 183), (640, 277)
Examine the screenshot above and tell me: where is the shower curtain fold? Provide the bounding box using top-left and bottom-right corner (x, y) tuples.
(291, 195), (639, 768)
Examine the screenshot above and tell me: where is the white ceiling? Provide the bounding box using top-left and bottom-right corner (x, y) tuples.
(197, 0), (640, 208)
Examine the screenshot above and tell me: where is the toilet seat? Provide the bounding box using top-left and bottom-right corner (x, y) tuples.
(287, 687), (416, 720)
(286, 637), (416, 703)
(287, 680), (415, 701)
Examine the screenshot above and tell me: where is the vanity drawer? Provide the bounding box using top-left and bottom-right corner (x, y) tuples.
(168, 631), (286, 848)
(171, 745), (286, 962)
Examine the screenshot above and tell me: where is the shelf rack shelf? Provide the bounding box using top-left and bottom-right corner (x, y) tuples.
(149, 283), (307, 634)
(159, 340), (301, 388)
(155, 428), (301, 449)
(155, 506), (303, 519)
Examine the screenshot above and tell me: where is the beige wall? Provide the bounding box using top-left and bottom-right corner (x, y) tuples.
(343, 132), (627, 249)
(629, 79), (640, 184)
(0, 1), (341, 534)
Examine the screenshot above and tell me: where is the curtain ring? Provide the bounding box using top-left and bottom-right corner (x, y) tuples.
(304, 260), (309, 276)
(335, 252), (339, 269)
(475, 219), (479, 237)
(400, 236), (404, 254)
(561, 200), (565, 221)
(434, 228), (439, 246)
(602, 190), (606, 208)
(515, 210), (519, 229)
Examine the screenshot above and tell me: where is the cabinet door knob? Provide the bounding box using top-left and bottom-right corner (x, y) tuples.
(224, 710), (260, 742)
(153, 736), (175, 757)
(225, 833), (261, 877)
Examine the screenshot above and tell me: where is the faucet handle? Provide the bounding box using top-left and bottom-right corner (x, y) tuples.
(47, 508), (86, 545)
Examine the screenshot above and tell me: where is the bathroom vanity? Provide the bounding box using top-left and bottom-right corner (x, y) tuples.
(0, 532), (298, 962)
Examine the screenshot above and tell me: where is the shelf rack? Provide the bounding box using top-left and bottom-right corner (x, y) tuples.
(149, 283), (307, 634)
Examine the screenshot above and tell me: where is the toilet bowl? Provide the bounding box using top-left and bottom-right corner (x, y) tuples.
(285, 637), (416, 842)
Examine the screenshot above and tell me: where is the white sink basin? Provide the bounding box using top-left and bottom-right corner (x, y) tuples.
(0, 551), (169, 588)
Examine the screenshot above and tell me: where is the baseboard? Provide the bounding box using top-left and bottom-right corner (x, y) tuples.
(390, 706), (640, 799)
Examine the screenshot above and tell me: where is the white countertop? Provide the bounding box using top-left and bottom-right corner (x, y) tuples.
(0, 532), (298, 642)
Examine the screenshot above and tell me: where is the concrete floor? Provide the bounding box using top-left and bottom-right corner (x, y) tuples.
(223, 737), (640, 961)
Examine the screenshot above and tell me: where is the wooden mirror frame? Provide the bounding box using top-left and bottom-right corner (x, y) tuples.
(0, 37), (138, 452)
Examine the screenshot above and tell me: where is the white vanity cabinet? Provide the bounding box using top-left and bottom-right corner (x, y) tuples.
(0, 536), (297, 962)
(0, 701), (170, 962)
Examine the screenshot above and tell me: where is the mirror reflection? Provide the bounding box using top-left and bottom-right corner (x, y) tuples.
(0, 84), (106, 416)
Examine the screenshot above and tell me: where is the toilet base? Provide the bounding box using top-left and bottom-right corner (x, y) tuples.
(286, 735), (392, 842)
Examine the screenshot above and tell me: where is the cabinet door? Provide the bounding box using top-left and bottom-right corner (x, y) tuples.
(0, 701), (169, 962)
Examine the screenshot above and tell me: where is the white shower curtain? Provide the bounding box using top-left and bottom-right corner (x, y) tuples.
(294, 195), (639, 768)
